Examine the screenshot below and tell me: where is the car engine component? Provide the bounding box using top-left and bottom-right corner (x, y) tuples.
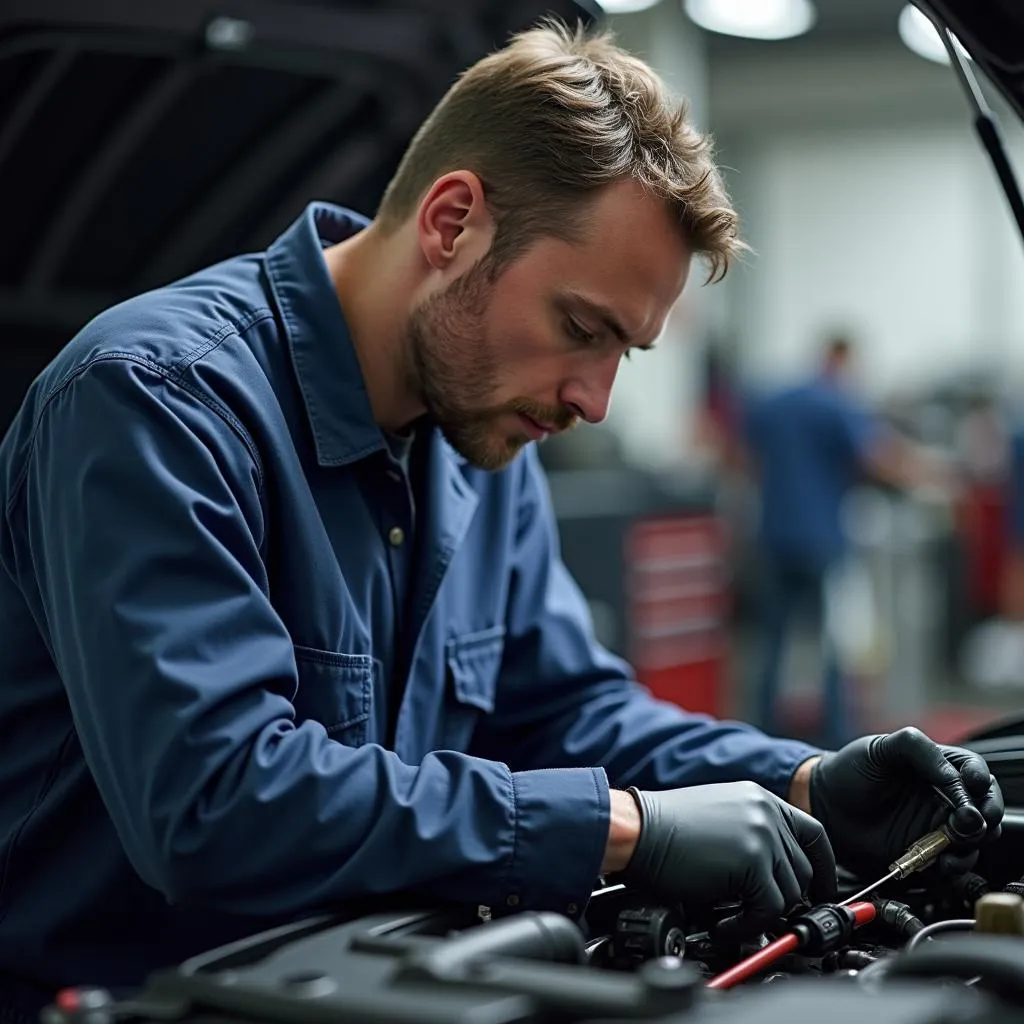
(41, 860), (1024, 1024)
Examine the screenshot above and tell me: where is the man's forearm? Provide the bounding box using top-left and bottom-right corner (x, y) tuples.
(788, 755), (822, 814)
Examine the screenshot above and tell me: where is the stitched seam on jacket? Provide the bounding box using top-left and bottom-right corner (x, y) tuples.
(7, 349), (265, 515)
(168, 308), (274, 377)
(505, 767), (521, 899)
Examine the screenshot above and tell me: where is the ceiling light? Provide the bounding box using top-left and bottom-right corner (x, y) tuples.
(598, 0), (664, 12)
(683, 0), (816, 40)
(897, 5), (968, 65)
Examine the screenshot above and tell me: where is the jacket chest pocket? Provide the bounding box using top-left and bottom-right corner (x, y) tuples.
(292, 645), (376, 748)
(442, 626), (505, 751)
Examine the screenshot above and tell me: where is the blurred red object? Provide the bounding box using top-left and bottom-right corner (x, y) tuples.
(626, 516), (730, 718)
(958, 483), (1009, 616)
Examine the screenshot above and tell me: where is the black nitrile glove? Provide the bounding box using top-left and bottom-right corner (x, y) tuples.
(621, 781), (837, 935)
(810, 727), (1004, 879)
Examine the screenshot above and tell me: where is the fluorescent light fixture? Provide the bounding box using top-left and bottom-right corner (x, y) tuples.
(683, 0), (816, 40)
(599, 0), (663, 12)
(897, 5), (968, 65)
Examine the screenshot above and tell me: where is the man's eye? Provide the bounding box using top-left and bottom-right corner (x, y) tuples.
(565, 318), (595, 345)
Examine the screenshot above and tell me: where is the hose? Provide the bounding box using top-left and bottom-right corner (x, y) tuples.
(906, 918), (974, 952)
(705, 932), (800, 990)
(874, 900), (924, 938)
(397, 912), (585, 981)
(706, 902), (876, 990)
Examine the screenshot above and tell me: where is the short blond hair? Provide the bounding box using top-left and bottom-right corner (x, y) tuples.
(376, 19), (744, 282)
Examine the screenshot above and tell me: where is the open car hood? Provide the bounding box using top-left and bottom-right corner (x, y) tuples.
(0, 0), (596, 425)
(916, 1), (1024, 265)
(926, 0), (1024, 120)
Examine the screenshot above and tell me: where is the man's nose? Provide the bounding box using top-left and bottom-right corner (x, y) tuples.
(559, 353), (621, 425)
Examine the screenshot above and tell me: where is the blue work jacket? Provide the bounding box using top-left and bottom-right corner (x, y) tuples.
(0, 202), (818, 1001)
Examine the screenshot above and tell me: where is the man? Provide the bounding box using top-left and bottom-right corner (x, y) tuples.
(744, 337), (946, 747)
(0, 21), (1001, 1014)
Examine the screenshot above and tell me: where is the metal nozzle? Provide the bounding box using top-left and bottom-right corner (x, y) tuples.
(888, 827), (952, 878)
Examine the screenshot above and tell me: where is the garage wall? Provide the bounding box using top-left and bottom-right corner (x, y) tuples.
(709, 43), (1024, 400)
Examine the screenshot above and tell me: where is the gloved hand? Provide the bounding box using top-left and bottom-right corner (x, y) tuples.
(621, 781), (837, 934)
(809, 727), (1004, 878)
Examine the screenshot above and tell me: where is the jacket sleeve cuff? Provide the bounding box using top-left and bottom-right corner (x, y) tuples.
(764, 741), (824, 799)
(501, 766), (609, 917)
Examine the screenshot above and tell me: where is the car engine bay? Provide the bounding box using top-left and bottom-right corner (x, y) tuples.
(40, 732), (1024, 1024)
(40, 818), (1024, 1024)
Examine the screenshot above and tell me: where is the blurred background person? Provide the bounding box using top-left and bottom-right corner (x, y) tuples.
(742, 335), (953, 748)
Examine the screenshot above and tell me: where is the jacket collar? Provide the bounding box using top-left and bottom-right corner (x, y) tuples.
(265, 201), (384, 467)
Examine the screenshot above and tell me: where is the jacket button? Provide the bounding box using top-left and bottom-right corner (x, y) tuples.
(388, 526), (405, 547)
(566, 903), (579, 915)
(506, 894), (520, 907)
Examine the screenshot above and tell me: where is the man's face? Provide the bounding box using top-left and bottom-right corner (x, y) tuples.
(406, 179), (692, 470)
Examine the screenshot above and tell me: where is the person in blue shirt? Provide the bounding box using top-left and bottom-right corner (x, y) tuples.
(0, 22), (1001, 1014)
(744, 338), (939, 748)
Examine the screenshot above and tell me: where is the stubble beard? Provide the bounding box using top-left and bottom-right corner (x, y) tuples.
(405, 259), (526, 471)
(404, 258), (579, 471)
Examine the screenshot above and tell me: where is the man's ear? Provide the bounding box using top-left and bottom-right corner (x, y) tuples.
(416, 171), (492, 271)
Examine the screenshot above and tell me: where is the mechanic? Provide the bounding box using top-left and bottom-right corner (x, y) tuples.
(0, 20), (1002, 1019)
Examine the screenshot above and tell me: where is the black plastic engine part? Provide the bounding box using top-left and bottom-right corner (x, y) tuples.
(611, 906), (687, 970)
(838, 949), (879, 970)
(788, 905), (859, 957)
(875, 900), (926, 938)
(398, 912), (585, 981)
